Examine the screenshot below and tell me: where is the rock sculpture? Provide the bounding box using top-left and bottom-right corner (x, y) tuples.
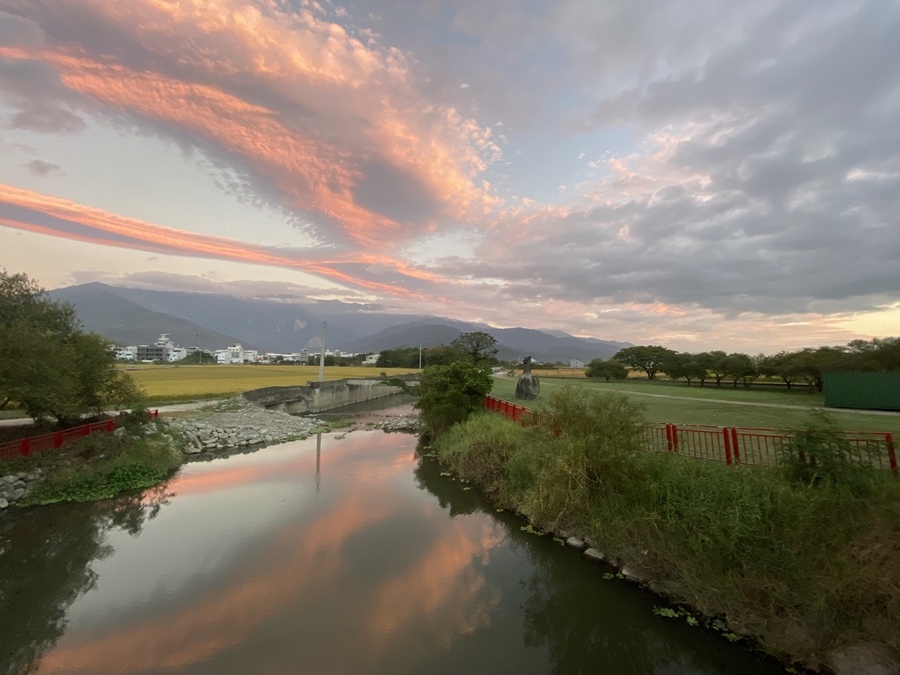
(515, 356), (541, 400)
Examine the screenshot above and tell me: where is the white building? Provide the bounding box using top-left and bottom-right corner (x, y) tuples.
(569, 359), (585, 369)
(363, 353), (380, 365)
(115, 345), (137, 361)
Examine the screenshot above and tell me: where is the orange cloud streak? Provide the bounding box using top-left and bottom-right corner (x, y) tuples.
(0, 183), (436, 298)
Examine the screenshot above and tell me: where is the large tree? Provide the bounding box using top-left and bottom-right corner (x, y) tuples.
(612, 345), (676, 380)
(451, 331), (498, 366)
(0, 271), (143, 424)
(585, 358), (628, 382)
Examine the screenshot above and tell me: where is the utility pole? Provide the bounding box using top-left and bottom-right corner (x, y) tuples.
(318, 321), (326, 383)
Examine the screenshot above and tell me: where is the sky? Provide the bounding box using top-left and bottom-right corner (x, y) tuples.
(0, 0), (898, 354)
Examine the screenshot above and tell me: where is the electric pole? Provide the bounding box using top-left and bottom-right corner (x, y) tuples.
(318, 321), (326, 382)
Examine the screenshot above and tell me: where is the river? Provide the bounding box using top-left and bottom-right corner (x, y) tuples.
(0, 428), (787, 674)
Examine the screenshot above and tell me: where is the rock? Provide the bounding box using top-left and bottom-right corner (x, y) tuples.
(0, 498), (8, 509)
(566, 537), (587, 549)
(583, 548), (605, 562)
(11, 489), (26, 501)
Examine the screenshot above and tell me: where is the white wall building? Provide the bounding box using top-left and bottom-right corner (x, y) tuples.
(569, 359), (585, 369)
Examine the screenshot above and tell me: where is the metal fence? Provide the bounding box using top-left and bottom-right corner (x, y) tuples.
(0, 410), (160, 461)
(483, 396), (897, 476)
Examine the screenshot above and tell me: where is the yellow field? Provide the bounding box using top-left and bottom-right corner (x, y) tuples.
(122, 364), (420, 400)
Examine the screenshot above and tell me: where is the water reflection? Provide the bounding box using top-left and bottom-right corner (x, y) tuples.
(0, 484), (171, 675)
(1, 432), (786, 675)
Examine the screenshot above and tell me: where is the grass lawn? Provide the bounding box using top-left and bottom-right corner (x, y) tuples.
(124, 364), (420, 401)
(492, 375), (900, 435)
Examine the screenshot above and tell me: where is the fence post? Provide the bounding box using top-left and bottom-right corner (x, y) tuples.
(671, 424), (679, 452)
(665, 424), (673, 451)
(730, 428), (741, 464)
(887, 434), (897, 477)
(21, 438), (30, 456)
(723, 428), (733, 466)
(53, 431), (64, 448)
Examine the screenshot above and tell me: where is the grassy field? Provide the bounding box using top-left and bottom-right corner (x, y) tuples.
(492, 375), (900, 435)
(123, 364), (420, 402)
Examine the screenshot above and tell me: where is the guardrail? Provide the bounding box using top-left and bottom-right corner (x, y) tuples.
(0, 410), (160, 461)
(483, 396), (897, 475)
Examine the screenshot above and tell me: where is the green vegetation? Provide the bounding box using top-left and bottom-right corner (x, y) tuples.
(489, 376), (900, 436)
(585, 358), (628, 381)
(0, 271), (143, 423)
(612, 338), (899, 391)
(15, 410), (183, 505)
(434, 388), (900, 669)
(415, 359), (493, 438)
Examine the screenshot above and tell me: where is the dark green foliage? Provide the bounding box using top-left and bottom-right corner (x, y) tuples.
(779, 409), (880, 493)
(0, 271), (144, 423)
(451, 331), (498, 365)
(585, 358), (628, 381)
(415, 360), (493, 437)
(613, 345), (677, 380)
(661, 352), (707, 385)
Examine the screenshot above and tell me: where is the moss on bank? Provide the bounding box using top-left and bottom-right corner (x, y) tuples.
(434, 389), (900, 670)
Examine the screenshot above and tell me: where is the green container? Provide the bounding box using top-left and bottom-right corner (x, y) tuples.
(823, 372), (900, 411)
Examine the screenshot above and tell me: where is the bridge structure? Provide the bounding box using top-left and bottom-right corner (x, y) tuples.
(242, 376), (419, 415)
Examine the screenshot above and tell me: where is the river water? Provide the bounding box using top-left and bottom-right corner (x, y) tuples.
(1, 429), (787, 675)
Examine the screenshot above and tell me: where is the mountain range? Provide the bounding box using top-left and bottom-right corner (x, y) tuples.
(48, 283), (630, 363)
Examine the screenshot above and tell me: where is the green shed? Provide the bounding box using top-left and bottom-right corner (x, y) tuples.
(823, 372), (900, 411)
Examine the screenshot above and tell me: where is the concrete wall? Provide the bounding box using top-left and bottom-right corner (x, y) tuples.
(243, 378), (414, 414)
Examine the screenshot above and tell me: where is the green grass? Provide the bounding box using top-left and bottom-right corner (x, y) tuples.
(12, 416), (183, 505)
(491, 376), (900, 436)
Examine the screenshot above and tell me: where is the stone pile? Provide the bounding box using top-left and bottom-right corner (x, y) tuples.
(167, 401), (324, 454)
(373, 417), (420, 433)
(0, 470), (40, 510)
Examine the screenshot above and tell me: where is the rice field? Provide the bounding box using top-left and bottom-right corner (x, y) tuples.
(123, 364), (420, 401)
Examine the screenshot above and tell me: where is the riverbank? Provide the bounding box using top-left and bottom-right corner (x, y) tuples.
(0, 397), (420, 511)
(433, 393), (900, 674)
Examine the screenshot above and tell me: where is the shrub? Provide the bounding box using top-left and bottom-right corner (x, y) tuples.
(415, 361), (493, 438)
(779, 409), (880, 493)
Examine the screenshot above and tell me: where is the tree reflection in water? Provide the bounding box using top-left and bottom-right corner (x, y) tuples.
(413, 444), (784, 675)
(0, 483), (173, 675)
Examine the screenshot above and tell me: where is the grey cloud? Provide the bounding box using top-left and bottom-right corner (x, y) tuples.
(0, 58), (87, 133)
(24, 159), (62, 176)
(0, 10), (43, 47)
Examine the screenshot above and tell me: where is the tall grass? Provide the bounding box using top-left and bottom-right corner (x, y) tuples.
(434, 388), (900, 668)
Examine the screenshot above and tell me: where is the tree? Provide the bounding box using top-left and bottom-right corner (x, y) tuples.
(585, 358), (628, 382)
(696, 350), (729, 386)
(451, 331), (498, 366)
(662, 352), (707, 386)
(724, 352), (758, 388)
(0, 271), (143, 423)
(415, 360), (493, 437)
(612, 345), (676, 381)
(758, 352), (803, 389)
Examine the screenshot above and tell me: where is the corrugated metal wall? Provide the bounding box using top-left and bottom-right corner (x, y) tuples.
(823, 372), (900, 411)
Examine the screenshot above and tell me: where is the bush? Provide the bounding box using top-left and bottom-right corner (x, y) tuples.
(415, 361), (493, 437)
(779, 409), (881, 493)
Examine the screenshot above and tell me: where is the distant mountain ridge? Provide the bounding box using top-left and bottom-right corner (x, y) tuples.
(48, 283), (630, 362)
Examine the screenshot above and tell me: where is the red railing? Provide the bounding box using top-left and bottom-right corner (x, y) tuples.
(0, 410), (159, 461)
(483, 397), (897, 476)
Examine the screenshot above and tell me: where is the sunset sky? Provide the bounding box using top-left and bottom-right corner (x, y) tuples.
(0, 0), (897, 353)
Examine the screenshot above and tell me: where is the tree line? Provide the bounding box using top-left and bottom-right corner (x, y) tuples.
(587, 340), (900, 391)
